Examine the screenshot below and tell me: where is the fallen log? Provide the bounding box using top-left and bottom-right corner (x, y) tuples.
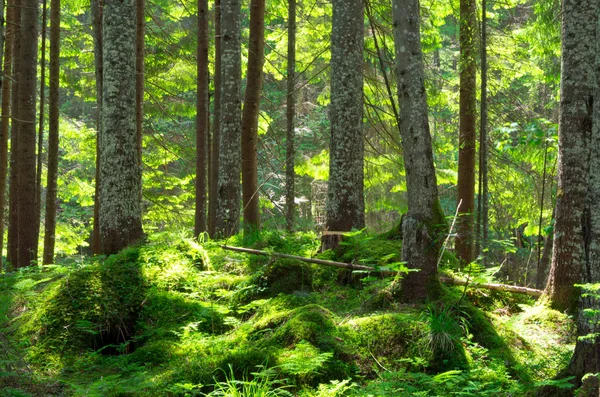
(220, 245), (544, 297)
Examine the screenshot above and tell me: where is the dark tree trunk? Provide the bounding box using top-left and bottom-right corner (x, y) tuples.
(91, 0), (103, 255)
(7, 0), (21, 266)
(99, 0), (143, 254)
(195, 0), (209, 236)
(207, 0), (221, 237)
(285, 0), (296, 232)
(136, 0), (144, 170)
(241, 0), (265, 232)
(214, 0), (241, 238)
(326, 0), (365, 232)
(392, 0), (446, 302)
(456, 0), (477, 265)
(0, 0), (14, 269)
(477, 0), (489, 261)
(42, 0), (60, 265)
(15, 0), (39, 267)
(544, 0), (596, 313)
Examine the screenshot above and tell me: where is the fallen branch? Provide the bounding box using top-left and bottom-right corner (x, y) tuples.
(220, 245), (544, 297)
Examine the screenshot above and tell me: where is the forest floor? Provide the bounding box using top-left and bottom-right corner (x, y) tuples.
(0, 231), (575, 396)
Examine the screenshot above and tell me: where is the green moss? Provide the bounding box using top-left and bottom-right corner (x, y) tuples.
(260, 259), (314, 295)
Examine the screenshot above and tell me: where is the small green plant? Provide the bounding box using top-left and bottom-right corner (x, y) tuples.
(204, 365), (292, 397)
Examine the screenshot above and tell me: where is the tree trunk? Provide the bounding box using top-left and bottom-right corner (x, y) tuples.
(285, 0), (296, 232)
(136, 0), (144, 172)
(100, 0), (143, 254)
(195, 0), (209, 236)
(42, 0), (60, 265)
(0, 0), (14, 269)
(214, 0), (241, 238)
(544, 0), (596, 313)
(35, 0), (48, 262)
(241, 0), (265, 232)
(392, 0), (446, 301)
(91, 0), (103, 255)
(455, 0), (477, 265)
(326, 0), (364, 232)
(15, 0), (39, 267)
(207, 0), (221, 237)
(477, 0), (489, 261)
(7, 0), (21, 266)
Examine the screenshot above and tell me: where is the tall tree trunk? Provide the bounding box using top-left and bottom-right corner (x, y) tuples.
(195, 0), (209, 236)
(215, 0), (241, 238)
(136, 0), (144, 172)
(326, 0), (365, 232)
(15, 0), (39, 267)
(285, 0), (296, 232)
(7, 0), (21, 266)
(0, 0), (13, 269)
(566, 4), (600, 391)
(455, 0), (477, 265)
(241, 0), (265, 232)
(35, 0), (48, 262)
(91, 0), (103, 255)
(477, 0), (489, 261)
(207, 0), (221, 237)
(544, 0), (596, 313)
(393, 0), (446, 302)
(42, 0), (60, 265)
(100, 0), (143, 254)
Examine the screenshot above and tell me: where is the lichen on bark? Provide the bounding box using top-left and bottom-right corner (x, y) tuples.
(99, 0), (143, 254)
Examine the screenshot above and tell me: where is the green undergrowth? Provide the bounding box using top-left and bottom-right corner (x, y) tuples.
(0, 230), (574, 396)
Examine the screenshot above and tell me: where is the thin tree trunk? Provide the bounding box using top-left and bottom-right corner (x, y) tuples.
(42, 0), (60, 265)
(477, 0), (489, 261)
(100, 0), (143, 254)
(215, 0), (241, 238)
(0, 0), (13, 269)
(456, 0), (477, 265)
(35, 0), (48, 261)
(208, 0), (221, 237)
(195, 0), (209, 236)
(91, 0), (103, 255)
(15, 0), (39, 267)
(544, 0), (596, 313)
(285, 0), (296, 232)
(7, 0), (21, 266)
(392, 0), (446, 301)
(326, 0), (365, 232)
(241, 0), (265, 232)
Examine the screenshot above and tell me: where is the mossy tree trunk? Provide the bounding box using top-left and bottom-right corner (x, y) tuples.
(207, 0), (221, 237)
(99, 0), (143, 254)
(0, 0), (14, 269)
(195, 0), (209, 236)
(544, 0), (596, 314)
(285, 0), (296, 232)
(326, 0), (364, 232)
(91, 0), (103, 255)
(14, 0), (39, 268)
(392, 0), (445, 302)
(455, 0), (477, 265)
(241, 0), (265, 232)
(43, 0), (60, 265)
(215, 0), (241, 238)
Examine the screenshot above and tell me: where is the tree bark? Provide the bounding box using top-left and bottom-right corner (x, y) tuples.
(214, 0), (241, 238)
(285, 0), (296, 232)
(15, 0), (39, 267)
(7, 0), (21, 266)
(392, 0), (446, 301)
(100, 0), (143, 254)
(241, 0), (265, 232)
(42, 0), (60, 265)
(0, 0), (14, 270)
(456, 0), (477, 265)
(136, 0), (144, 171)
(207, 0), (221, 237)
(544, 0), (596, 313)
(326, 0), (365, 232)
(35, 0), (48, 262)
(477, 0), (489, 261)
(91, 0), (103, 255)
(195, 0), (209, 236)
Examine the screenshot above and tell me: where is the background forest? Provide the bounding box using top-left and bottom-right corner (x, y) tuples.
(1, 0), (591, 396)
